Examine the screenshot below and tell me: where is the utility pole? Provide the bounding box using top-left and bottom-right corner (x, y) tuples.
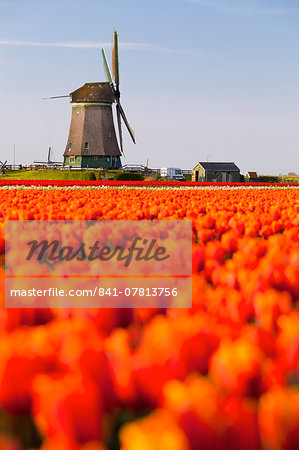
(13, 143), (15, 169)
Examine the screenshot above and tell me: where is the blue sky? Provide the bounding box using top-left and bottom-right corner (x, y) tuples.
(0, 0), (298, 174)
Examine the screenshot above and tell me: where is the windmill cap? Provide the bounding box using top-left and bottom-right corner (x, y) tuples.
(70, 83), (115, 104)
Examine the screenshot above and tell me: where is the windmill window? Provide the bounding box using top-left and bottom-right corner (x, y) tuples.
(108, 130), (112, 138)
(84, 142), (89, 151)
(94, 156), (98, 160)
(69, 156), (75, 163)
(68, 143), (72, 151)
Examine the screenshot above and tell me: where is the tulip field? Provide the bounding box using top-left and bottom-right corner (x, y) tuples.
(0, 183), (298, 450)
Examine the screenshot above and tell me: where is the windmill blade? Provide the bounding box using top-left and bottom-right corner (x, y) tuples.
(112, 30), (120, 87)
(42, 95), (69, 99)
(101, 48), (113, 85)
(117, 101), (135, 144)
(116, 104), (124, 154)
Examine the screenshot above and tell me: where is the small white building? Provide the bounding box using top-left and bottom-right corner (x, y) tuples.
(160, 167), (185, 180)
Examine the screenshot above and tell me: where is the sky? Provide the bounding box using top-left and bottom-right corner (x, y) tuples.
(0, 0), (298, 175)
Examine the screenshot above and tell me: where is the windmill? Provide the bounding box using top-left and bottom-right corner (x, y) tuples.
(33, 147), (63, 166)
(45, 30), (135, 169)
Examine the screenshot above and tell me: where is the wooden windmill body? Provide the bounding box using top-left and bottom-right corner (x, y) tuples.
(64, 82), (122, 168)
(46, 30), (135, 169)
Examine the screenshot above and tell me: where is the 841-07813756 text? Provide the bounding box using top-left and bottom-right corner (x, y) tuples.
(97, 287), (178, 297)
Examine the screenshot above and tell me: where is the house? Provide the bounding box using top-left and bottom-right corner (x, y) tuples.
(192, 162), (240, 182)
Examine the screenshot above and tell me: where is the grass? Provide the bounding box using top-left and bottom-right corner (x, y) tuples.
(1, 171), (207, 183)
(2, 170), (97, 181)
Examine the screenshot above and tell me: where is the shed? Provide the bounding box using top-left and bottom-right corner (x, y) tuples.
(192, 162), (240, 182)
(247, 171), (259, 182)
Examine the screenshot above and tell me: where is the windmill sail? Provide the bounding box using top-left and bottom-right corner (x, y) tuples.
(116, 104), (124, 154)
(42, 95), (69, 99)
(100, 31), (135, 152)
(117, 101), (135, 144)
(101, 49), (113, 85)
(112, 30), (120, 89)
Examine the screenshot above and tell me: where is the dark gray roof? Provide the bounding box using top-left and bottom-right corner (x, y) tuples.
(196, 162), (240, 171)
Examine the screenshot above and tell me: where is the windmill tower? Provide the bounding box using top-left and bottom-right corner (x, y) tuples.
(63, 30), (135, 169)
